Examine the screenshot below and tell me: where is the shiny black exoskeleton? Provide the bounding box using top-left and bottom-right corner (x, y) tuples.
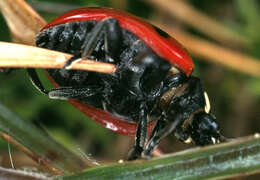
(28, 18), (223, 160)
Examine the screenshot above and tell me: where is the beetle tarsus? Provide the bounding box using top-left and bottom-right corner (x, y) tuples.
(62, 18), (122, 69)
(27, 68), (49, 95)
(48, 86), (102, 100)
(144, 116), (183, 158)
(127, 145), (143, 161)
(127, 102), (148, 160)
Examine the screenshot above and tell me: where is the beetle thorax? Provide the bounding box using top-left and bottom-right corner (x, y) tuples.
(160, 83), (188, 111)
(160, 76), (207, 123)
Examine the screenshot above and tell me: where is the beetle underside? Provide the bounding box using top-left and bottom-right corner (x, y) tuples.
(36, 20), (168, 122)
(31, 18), (223, 160)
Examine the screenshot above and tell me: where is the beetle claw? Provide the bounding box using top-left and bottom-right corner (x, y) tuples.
(127, 146), (143, 161)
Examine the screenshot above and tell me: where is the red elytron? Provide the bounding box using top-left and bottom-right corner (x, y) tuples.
(43, 8), (194, 75)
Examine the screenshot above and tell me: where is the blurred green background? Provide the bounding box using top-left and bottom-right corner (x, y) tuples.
(0, 0), (260, 179)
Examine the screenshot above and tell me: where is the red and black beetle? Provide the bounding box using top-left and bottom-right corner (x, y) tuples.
(28, 7), (224, 160)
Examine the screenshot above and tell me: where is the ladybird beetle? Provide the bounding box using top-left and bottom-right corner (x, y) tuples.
(28, 7), (224, 160)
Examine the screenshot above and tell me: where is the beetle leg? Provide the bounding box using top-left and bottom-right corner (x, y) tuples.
(162, 72), (188, 92)
(60, 55), (80, 78)
(120, 50), (171, 95)
(143, 117), (183, 158)
(128, 102), (148, 160)
(122, 51), (171, 160)
(48, 86), (102, 100)
(64, 18), (122, 69)
(81, 18), (122, 62)
(174, 128), (192, 144)
(137, 53), (171, 94)
(142, 119), (165, 158)
(104, 18), (122, 62)
(27, 68), (102, 100)
(27, 68), (49, 95)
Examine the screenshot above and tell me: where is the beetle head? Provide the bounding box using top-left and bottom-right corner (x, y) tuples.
(188, 112), (221, 145)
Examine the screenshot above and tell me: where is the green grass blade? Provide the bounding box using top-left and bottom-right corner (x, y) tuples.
(0, 102), (88, 174)
(58, 135), (260, 180)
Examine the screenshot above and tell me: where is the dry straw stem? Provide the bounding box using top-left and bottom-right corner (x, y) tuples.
(0, 0), (116, 74)
(146, 0), (249, 46)
(157, 24), (260, 77)
(0, 0), (46, 45)
(0, 42), (116, 74)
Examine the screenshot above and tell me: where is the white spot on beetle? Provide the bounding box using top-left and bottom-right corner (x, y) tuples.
(105, 122), (118, 131)
(184, 137), (192, 144)
(211, 137), (216, 144)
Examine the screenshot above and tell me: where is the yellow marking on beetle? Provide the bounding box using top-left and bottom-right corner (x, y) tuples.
(204, 91), (211, 113)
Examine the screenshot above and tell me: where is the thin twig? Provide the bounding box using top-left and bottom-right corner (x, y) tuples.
(28, 0), (81, 14)
(0, 42), (116, 74)
(0, 132), (63, 175)
(146, 0), (250, 46)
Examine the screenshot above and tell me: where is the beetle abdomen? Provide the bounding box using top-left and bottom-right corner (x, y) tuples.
(36, 20), (149, 87)
(37, 21), (96, 55)
(36, 20), (159, 122)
